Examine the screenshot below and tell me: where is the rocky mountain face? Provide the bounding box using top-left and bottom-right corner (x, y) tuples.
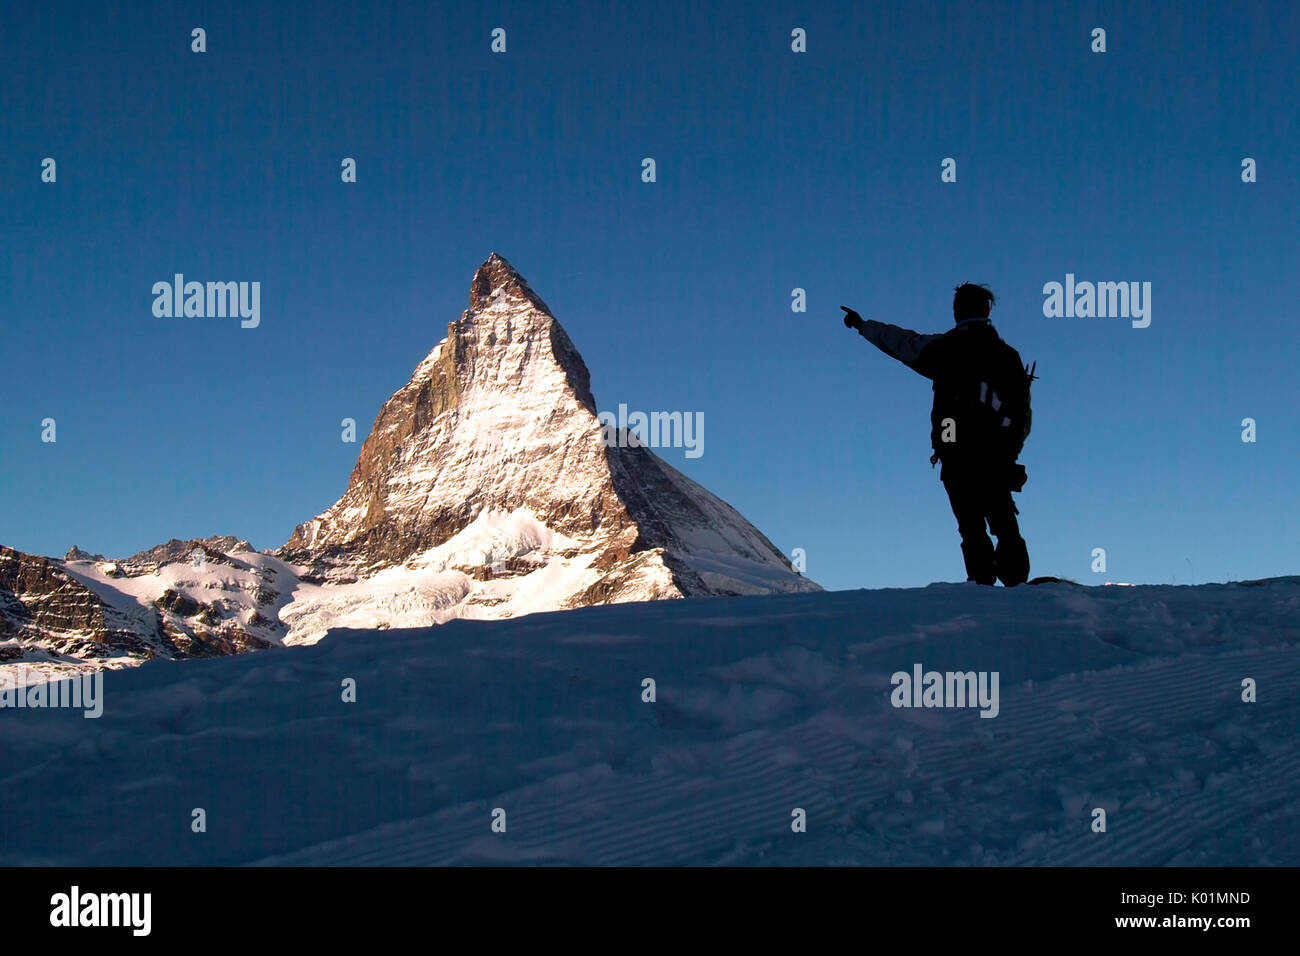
(0, 254), (817, 677)
(0, 539), (281, 678)
(0, 546), (137, 662)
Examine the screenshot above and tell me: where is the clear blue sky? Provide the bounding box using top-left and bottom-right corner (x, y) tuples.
(2, 0), (1297, 590)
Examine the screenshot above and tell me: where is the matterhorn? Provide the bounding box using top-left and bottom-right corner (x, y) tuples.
(275, 253), (818, 640)
(0, 254), (817, 675)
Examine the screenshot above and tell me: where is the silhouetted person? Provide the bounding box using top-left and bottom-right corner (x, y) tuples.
(841, 284), (1033, 586)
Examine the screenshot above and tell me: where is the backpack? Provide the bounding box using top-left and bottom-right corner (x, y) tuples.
(931, 331), (1035, 461)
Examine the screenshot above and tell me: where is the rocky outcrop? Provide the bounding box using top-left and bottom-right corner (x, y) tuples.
(64, 546), (105, 562)
(125, 536), (254, 569)
(0, 546), (162, 659)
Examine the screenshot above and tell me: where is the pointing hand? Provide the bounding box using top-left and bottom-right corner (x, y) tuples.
(841, 306), (864, 330)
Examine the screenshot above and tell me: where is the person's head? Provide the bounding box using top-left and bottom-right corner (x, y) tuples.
(953, 283), (995, 322)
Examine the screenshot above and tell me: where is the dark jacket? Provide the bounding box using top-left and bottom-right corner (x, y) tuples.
(856, 318), (1031, 464)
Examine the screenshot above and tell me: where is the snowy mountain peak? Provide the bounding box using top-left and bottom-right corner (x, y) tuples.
(468, 251), (551, 316)
(275, 254), (818, 637)
(450, 253), (595, 410)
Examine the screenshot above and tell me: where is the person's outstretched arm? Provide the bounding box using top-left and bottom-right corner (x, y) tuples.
(841, 306), (943, 379)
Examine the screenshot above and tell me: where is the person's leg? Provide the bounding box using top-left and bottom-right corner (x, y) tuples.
(942, 467), (996, 585)
(985, 483), (1029, 586)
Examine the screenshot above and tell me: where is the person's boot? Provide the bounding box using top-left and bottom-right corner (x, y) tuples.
(961, 539), (997, 585)
(995, 536), (1029, 587)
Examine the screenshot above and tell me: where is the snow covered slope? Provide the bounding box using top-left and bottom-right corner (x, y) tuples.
(2, 578), (1295, 866)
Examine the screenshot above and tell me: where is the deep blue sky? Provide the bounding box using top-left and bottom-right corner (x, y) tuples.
(2, 0), (1296, 590)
